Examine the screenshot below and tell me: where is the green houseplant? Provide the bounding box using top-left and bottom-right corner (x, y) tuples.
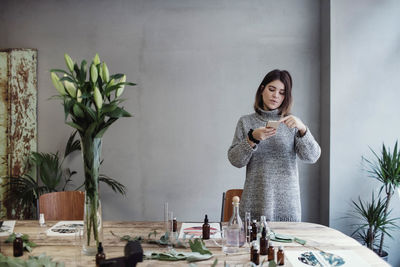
(50, 53), (135, 255)
(350, 192), (398, 252)
(350, 141), (400, 259)
(3, 131), (126, 219)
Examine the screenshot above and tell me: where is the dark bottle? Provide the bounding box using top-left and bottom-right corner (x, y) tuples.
(13, 233), (23, 257)
(173, 217), (177, 232)
(277, 246), (284, 265)
(250, 241), (259, 265)
(251, 220), (258, 241)
(96, 242), (106, 267)
(267, 241), (275, 262)
(259, 227), (268, 255)
(202, 214), (210, 239)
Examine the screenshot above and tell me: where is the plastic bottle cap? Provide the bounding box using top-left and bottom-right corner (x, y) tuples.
(15, 233), (22, 238)
(98, 242), (104, 253)
(279, 246), (283, 250)
(232, 196), (240, 203)
(204, 214), (209, 223)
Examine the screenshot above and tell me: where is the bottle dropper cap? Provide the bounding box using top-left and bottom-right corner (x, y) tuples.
(98, 242), (104, 253)
(204, 214), (208, 223)
(262, 227), (266, 237)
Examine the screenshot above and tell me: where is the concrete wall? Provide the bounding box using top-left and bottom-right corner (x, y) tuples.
(1, 0), (321, 223)
(330, 0), (400, 265)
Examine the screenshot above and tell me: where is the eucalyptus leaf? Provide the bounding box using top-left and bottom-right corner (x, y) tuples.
(189, 239), (212, 255)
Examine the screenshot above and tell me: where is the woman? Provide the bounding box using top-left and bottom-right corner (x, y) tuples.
(227, 69), (321, 222)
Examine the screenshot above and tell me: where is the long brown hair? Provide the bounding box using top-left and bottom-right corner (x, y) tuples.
(253, 69), (293, 116)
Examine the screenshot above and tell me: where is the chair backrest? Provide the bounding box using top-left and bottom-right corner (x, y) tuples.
(221, 189), (243, 222)
(39, 191), (85, 220)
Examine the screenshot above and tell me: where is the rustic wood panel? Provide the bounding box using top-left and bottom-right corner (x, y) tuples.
(0, 49), (38, 219)
(0, 221), (390, 267)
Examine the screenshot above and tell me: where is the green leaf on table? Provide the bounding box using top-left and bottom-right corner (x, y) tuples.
(268, 260), (277, 267)
(211, 258), (218, 267)
(189, 238), (212, 255)
(294, 237), (306, 245)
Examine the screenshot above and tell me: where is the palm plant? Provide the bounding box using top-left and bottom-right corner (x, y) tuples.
(3, 131), (126, 219)
(350, 193), (398, 250)
(363, 141), (400, 255)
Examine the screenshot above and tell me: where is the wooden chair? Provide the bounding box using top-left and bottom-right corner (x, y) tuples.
(39, 191), (85, 220)
(221, 189), (243, 222)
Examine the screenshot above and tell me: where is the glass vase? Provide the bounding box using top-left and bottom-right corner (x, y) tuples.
(83, 192), (103, 255)
(80, 136), (103, 255)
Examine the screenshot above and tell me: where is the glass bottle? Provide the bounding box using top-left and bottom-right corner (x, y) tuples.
(251, 220), (258, 241)
(277, 246), (284, 265)
(95, 242), (106, 267)
(259, 216), (270, 236)
(228, 196), (245, 246)
(268, 241), (275, 262)
(13, 233), (23, 257)
(202, 214), (210, 240)
(250, 241), (259, 265)
(259, 227), (268, 255)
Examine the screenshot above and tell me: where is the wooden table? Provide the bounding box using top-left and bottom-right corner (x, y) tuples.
(0, 221), (389, 266)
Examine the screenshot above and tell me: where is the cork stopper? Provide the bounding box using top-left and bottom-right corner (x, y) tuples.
(232, 196), (240, 203)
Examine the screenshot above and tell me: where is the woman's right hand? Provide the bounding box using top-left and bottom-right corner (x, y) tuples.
(253, 127), (276, 141)
(247, 127), (276, 146)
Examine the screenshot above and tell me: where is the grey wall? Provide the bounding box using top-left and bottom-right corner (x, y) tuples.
(1, 0), (322, 223)
(330, 0), (400, 265)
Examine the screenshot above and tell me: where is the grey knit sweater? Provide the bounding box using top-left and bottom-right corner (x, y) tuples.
(227, 108), (321, 222)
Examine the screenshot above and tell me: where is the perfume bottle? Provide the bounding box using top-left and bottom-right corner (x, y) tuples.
(228, 196), (245, 246)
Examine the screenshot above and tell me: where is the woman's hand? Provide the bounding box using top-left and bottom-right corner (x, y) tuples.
(280, 115), (307, 136)
(253, 127), (277, 141)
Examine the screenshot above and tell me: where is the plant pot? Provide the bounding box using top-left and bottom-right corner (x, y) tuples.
(373, 249), (388, 262)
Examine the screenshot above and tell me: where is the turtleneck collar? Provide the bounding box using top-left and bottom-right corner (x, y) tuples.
(255, 108), (281, 121)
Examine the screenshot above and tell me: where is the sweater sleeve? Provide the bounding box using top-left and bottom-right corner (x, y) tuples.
(294, 128), (321, 163)
(227, 118), (256, 168)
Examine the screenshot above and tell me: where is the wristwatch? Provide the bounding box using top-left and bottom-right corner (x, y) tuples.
(248, 129), (260, 144)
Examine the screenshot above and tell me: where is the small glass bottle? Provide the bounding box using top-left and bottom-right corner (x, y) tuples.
(259, 216), (270, 235)
(277, 246), (284, 265)
(13, 233), (23, 257)
(202, 214), (210, 239)
(173, 217), (177, 233)
(250, 219), (258, 241)
(95, 242), (106, 267)
(250, 241), (259, 265)
(267, 241), (275, 262)
(259, 227), (268, 255)
(228, 196), (245, 246)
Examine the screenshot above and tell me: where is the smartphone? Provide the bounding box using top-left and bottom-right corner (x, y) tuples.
(266, 120), (280, 129)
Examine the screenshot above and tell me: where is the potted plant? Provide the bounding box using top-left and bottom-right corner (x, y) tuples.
(350, 192), (398, 258)
(364, 142), (400, 257)
(50, 53), (135, 255)
(3, 131), (126, 219)
(350, 141), (400, 259)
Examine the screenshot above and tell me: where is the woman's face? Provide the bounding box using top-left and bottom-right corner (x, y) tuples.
(262, 79), (285, 111)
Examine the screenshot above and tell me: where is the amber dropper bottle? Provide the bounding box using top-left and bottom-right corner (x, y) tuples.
(202, 214), (210, 239)
(96, 242), (106, 267)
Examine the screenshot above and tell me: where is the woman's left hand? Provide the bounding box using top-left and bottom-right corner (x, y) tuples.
(279, 115), (307, 136)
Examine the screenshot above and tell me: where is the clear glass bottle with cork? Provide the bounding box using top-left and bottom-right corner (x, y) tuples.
(228, 196), (245, 246)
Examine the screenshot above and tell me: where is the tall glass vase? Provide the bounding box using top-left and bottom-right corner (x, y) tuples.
(80, 136), (103, 256)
